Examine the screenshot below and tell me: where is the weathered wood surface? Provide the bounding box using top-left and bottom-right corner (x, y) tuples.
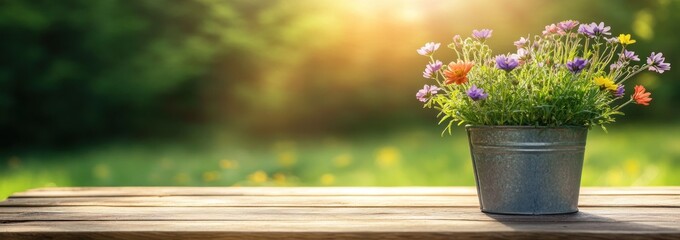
(1, 187), (679, 240)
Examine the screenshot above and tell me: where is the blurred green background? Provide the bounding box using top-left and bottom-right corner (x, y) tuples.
(1, 0), (679, 200)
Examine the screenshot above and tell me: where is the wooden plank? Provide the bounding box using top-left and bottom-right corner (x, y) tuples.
(3, 232), (679, 240)
(0, 206), (678, 223)
(580, 187), (680, 195)
(10, 187), (680, 198)
(2, 187), (680, 239)
(1, 195), (678, 207)
(3, 220), (680, 232)
(9, 187), (478, 197)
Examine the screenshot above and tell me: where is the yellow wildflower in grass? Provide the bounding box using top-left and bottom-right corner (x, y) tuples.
(624, 159), (641, 175)
(273, 173), (287, 185)
(202, 171), (220, 182)
(93, 163), (111, 179)
(594, 76), (617, 91)
(618, 34), (636, 45)
(248, 170), (268, 183)
(605, 169), (625, 185)
(375, 146), (401, 168)
(277, 151), (297, 167)
(320, 173), (335, 185)
(332, 153), (352, 168)
(219, 159), (238, 169)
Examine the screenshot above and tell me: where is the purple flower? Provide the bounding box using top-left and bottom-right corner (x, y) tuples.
(590, 22), (612, 36)
(466, 85), (488, 101)
(417, 42), (440, 56)
(614, 85), (625, 98)
(422, 60), (443, 78)
(558, 20), (580, 32)
(514, 37), (529, 49)
(495, 54), (519, 71)
(542, 24), (565, 36)
(620, 50), (640, 62)
(647, 52), (671, 73)
(472, 29), (492, 41)
(578, 22), (611, 38)
(566, 57), (589, 74)
(577, 24), (588, 34)
(416, 85), (441, 102)
(610, 62), (624, 71)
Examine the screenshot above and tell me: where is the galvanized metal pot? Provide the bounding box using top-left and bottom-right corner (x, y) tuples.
(465, 125), (588, 215)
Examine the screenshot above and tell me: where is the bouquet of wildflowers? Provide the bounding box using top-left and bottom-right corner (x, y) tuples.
(416, 20), (670, 133)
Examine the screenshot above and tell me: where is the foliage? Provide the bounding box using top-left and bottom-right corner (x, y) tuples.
(0, 0), (219, 145)
(418, 21), (670, 132)
(1, 0), (679, 146)
(2, 124), (680, 200)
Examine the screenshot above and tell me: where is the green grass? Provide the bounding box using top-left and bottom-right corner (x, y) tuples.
(2, 124), (679, 200)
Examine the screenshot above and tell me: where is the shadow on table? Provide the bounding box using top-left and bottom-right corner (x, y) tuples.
(483, 210), (677, 234)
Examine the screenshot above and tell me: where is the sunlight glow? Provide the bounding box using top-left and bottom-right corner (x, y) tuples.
(339, 0), (432, 22)
(399, 7), (423, 23)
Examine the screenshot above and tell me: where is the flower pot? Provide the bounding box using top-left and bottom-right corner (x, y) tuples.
(465, 125), (588, 215)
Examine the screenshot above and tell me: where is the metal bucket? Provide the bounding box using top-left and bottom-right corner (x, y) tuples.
(466, 125), (588, 215)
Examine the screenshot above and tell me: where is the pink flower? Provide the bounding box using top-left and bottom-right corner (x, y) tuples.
(557, 20), (579, 32)
(514, 37), (529, 49)
(542, 24), (565, 36)
(472, 29), (492, 41)
(417, 42), (440, 56)
(416, 85), (441, 102)
(452, 35), (463, 48)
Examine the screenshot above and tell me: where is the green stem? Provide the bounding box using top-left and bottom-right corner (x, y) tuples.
(614, 98), (634, 111)
(617, 65), (648, 85)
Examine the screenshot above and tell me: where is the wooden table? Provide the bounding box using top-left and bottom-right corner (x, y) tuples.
(1, 187), (679, 239)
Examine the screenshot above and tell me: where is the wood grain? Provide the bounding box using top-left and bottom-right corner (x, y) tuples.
(1, 195), (678, 207)
(1, 206), (679, 222)
(1, 187), (679, 240)
(10, 187), (680, 198)
(3, 232), (679, 240)
(3, 219), (680, 232)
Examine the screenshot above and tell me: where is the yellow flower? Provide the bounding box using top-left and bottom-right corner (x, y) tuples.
(277, 151), (297, 167)
(375, 146), (401, 168)
(202, 171), (220, 182)
(93, 163), (111, 179)
(618, 34), (636, 45)
(332, 153), (352, 168)
(320, 173), (335, 185)
(248, 170), (268, 183)
(594, 77), (617, 91)
(273, 173), (287, 185)
(219, 159), (238, 169)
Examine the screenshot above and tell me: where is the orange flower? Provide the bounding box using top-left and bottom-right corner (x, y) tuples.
(443, 60), (474, 85)
(632, 85), (652, 106)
